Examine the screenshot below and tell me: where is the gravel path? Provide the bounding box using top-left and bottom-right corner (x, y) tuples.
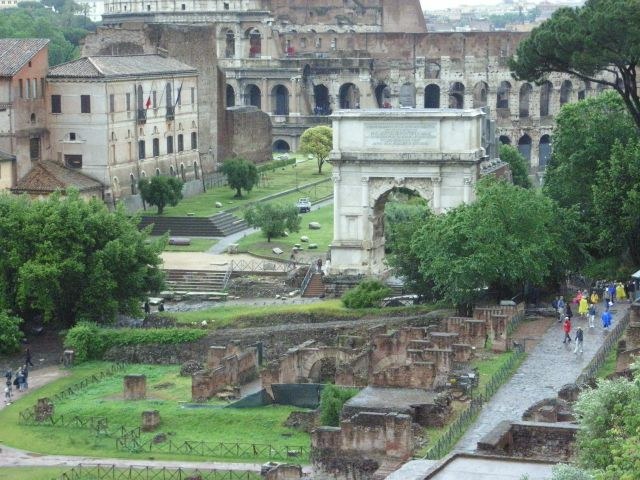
(455, 303), (629, 452)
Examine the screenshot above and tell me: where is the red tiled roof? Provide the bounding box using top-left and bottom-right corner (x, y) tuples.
(13, 161), (104, 193)
(0, 38), (49, 77)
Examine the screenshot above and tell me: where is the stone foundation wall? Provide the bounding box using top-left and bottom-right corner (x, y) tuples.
(192, 345), (259, 401)
(224, 106), (272, 164)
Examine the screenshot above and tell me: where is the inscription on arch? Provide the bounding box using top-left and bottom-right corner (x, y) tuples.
(364, 121), (438, 148)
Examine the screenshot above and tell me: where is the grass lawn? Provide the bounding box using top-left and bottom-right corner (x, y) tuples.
(150, 159), (332, 217)
(236, 204), (334, 258)
(153, 237), (218, 252)
(596, 343), (618, 379)
(0, 363), (309, 462)
(0, 468), (69, 480)
(168, 299), (437, 328)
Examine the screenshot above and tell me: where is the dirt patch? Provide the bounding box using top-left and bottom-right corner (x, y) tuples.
(512, 317), (556, 352)
(152, 382), (175, 390)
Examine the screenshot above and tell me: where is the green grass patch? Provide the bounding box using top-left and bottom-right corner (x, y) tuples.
(237, 204), (334, 258)
(149, 159), (332, 217)
(156, 237), (218, 252)
(0, 467), (69, 480)
(0, 363), (309, 462)
(596, 343), (618, 379)
(169, 299), (437, 329)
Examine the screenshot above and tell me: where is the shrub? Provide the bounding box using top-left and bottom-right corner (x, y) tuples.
(342, 280), (392, 309)
(65, 323), (207, 362)
(319, 384), (359, 426)
(0, 310), (24, 355)
(257, 157), (296, 173)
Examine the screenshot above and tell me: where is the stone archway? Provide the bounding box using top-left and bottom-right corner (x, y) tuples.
(329, 109), (487, 276)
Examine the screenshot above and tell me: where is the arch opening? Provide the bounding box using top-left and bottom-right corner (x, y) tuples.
(499, 135), (511, 145)
(472, 81), (488, 108)
(540, 81), (552, 117)
(375, 83), (391, 108)
(519, 83), (532, 118)
(560, 80), (573, 106)
(225, 29), (235, 58)
(399, 83), (416, 108)
(307, 358), (336, 383)
(272, 140), (291, 153)
(245, 84), (261, 109)
(272, 85), (289, 115)
(496, 81), (511, 109)
(226, 84), (235, 107)
(339, 83), (360, 109)
(247, 28), (261, 58)
(424, 84), (440, 108)
(539, 134), (552, 170)
(448, 82), (465, 108)
(314, 84), (331, 115)
(518, 134), (532, 162)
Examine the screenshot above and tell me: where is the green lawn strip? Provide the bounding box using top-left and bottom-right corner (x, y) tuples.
(168, 300), (437, 328)
(415, 349), (526, 458)
(153, 237), (218, 252)
(236, 204), (334, 258)
(149, 160), (332, 217)
(0, 363), (309, 462)
(0, 467), (69, 480)
(596, 342), (618, 379)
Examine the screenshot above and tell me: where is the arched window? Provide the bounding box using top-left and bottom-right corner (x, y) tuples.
(472, 82), (488, 108)
(225, 29), (235, 58)
(424, 84), (440, 108)
(448, 82), (465, 108)
(191, 132), (197, 150)
(539, 135), (552, 169)
(155, 168), (160, 176)
(314, 84), (330, 114)
(245, 84), (261, 109)
(226, 84), (235, 107)
(30, 113), (36, 124)
(518, 134), (532, 163)
(247, 28), (262, 58)
(272, 85), (289, 115)
(375, 84), (390, 108)
(519, 83), (532, 118)
(193, 161), (199, 179)
(540, 81), (553, 117)
(496, 81), (511, 109)
(560, 80), (572, 106)
(169, 165), (175, 176)
(499, 135), (511, 145)
(339, 83), (359, 109)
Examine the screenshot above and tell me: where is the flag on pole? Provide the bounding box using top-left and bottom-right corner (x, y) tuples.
(145, 96), (152, 109)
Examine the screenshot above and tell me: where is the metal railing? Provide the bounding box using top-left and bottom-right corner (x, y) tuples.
(222, 263), (233, 290)
(422, 348), (525, 460)
(576, 307), (630, 385)
(229, 259), (294, 274)
(299, 262), (315, 296)
(60, 464), (261, 480)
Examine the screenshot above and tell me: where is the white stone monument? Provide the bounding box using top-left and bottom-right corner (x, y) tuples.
(328, 108), (488, 276)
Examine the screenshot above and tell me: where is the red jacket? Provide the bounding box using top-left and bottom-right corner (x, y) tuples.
(563, 319), (571, 333)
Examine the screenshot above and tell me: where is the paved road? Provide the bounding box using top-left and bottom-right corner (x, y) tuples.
(455, 304), (629, 452)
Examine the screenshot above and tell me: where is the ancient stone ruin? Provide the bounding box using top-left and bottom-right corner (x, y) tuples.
(141, 410), (161, 432)
(123, 374), (146, 400)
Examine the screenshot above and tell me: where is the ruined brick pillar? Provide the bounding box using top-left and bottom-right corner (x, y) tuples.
(123, 374), (146, 400)
(191, 370), (211, 402)
(141, 410), (161, 431)
(35, 398), (54, 422)
(207, 346), (228, 368)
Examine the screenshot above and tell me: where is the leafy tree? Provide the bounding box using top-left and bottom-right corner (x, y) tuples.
(592, 140), (640, 264)
(299, 125), (332, 174)
(244, 203), (300, 242)
(342, 279), (392, 309)
(0, 191), (164, 326)
(499, 144), (531, 188)
(404, 178), (580, 309)
(220, 157), (259, 198)
(0, 310), (24, 355)
(573, 364), (640, 479)
(138, 176), (184, 215)
(319, 385), (359, 426)
(509, 0), (640, 130)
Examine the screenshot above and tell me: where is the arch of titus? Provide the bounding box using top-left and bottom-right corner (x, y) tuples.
(328, 109), (489, 276)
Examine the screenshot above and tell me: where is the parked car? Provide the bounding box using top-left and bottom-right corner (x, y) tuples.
(296, 197), (311, 213)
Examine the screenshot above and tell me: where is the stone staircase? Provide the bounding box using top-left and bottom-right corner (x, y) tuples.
(302, 273), (325, 297)
(139, 212), (248, 237)
(164, 269), (227, 292)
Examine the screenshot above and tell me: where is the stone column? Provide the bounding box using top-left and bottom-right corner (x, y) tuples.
(261, 78), (269, 113)
(432, 176), (441, 212)
(463, 177), (472, 203)
(332, 173), (341, 241)
(123, 374), (146, 400)
(290, 78), (300, 115)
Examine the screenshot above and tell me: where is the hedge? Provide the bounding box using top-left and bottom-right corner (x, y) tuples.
(64, 323), (207, 362)
(257, 157), (296, 173)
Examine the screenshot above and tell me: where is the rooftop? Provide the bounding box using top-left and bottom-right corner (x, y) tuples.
(13, 161), (104, 194)
(0, 38), (49, 77)
(48, 55), (198, 79)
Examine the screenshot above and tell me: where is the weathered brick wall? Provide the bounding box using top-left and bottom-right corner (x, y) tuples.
(224, 106), (272, 164)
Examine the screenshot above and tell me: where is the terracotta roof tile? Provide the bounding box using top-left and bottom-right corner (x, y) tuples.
(13, 161), (103, 193)
(48, 55), (197, 79)
(0, 38), (49, 77)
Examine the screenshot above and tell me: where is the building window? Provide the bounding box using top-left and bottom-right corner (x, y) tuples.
(81, 95), (91, 113)
(191, 87), (195, 104)
(153, 138), (159, 157)
(138, 140), (146, 159)
(64, 154), (82, 168)
(191, 132), (197, 150)
(167, 136), (174, 154)
(69, 132), (76, 141)
(155, 168), (160, 176)
(224, 1), (229, 9)
(26, 79), (31, 99)
(126, 93), (131, 111)
(181, 3), (185, 9)
(30, 113), (36, 124)
(51, 95), (61, 113)
(177, 134), (184, 152)
(109, 94), (115, 112)
(19, 79), (23, 98)
(29, 137), (40, 161)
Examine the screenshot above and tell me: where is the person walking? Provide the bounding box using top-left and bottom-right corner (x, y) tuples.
(143, 300), (150, 315)
(22, 365), (29, 390)
(14, 368), (23, 392)
(588, 303), (596, 329)
(578, 295), (589, 319)
(574, 327), (584, 354)
(590, 290), (600, 305)
(601, 307), (612, 330)
(24, 347), (34, 368)
(557, 296), (566, 322)
(562, 316), (572, 344)
(604, 286), (612, 307)
(4, 371), (12, 405)
(566, 304), (573, 321)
